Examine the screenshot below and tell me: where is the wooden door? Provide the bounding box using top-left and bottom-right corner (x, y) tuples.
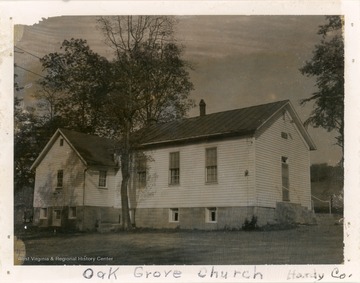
(52, 209), (62, 227)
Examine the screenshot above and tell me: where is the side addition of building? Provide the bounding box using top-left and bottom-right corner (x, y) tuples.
(31, 99), (316, 231)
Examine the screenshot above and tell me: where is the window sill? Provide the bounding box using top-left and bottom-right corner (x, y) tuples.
(98, 187), (108, 190)
(205, 182), (218, 185)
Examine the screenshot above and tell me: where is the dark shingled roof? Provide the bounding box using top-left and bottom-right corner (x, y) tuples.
(31, 100), (314, 171)
(140, 100), (290, 146)
(60, 128), (118, 167)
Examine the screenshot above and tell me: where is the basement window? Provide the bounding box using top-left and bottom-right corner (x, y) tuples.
(205, 207), (217, 223)
(69, 207), (77, 219)
(169, 208), (179, 222)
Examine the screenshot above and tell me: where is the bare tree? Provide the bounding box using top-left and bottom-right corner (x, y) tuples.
(34, 83), (60, 121)
(97, 16), (194, 229)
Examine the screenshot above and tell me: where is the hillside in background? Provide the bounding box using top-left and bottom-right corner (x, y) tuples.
(311, 163), (343, 214)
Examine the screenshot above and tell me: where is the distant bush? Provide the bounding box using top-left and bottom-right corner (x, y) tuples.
(242, 215), (258, 231)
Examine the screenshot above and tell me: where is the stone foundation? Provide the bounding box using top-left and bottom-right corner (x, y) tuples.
(33, 206), (122, 231)
(134, 206), (276, 230)
(275, 202), (316, 225)
(33, 204), (314, 231)
(81, 206), (121, 231)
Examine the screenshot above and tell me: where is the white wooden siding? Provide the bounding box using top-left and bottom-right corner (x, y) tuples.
(133, 138), (256, 209)
(33, 134), (122, 209)
(255, 111), (311, 209)
(84, 167), (121, 208)
(33, 135), (85, 208)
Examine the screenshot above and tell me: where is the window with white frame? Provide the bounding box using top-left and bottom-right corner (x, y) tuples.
(53, 209), (62, 220)
(169, 152), (180, 185)
(136, 156), (147, 188)
(40, 208), (48, 219)
(169, 208), (179, 222)
(57, 170), (63, 188)
(206, 147), (217, 183)
(99, 170), (107, 188)
(69, 207), (77, 218)
(205, 207), (217, 223)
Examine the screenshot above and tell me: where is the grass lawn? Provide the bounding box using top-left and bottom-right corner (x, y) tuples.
(18, 222), (343, 265)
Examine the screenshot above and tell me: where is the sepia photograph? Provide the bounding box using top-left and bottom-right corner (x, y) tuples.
(2, 1), (359, 282)
(13, 14), (344, 266)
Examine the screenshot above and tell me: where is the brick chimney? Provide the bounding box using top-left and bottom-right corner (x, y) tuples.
(199, 99), (206, 116)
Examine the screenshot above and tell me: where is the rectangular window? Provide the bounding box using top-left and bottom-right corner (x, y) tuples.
(57, 170), (63, 188)
(169, 152), (180, 185)
(54, 209), (61, 220)
(60, 138), (64, 146)
(69, 207), (77, 219)
(40, 208), (48, 219)
(206, 148), (217, 183)
(99, 170), (107, 188)
(136, 156), (147, 188)
(206, 207), (217, 223)
(282, 157), (290, 201)
(169, 208), (179, 222)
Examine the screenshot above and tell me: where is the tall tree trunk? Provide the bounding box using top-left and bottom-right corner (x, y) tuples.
(120, 153), (131, 229)
(120, 120), (132, 230)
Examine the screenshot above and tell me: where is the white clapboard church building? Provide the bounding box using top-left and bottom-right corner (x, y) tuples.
(31, 100), (316, 231)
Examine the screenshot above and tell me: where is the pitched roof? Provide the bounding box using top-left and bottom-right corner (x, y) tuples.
(31, 128), (118, 170)
(140, 100), (316, 150)
(59, 128), (118, 167)
(31, 100), (316, 171)
(139, 100), (286, 144)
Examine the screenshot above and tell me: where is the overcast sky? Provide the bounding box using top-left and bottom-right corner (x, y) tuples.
(14, 15), (343, 165)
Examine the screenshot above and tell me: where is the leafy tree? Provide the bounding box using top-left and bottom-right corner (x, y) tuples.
(97, 16), (194, 229)
(36, 17), (194, 229)
(300, 16), (344, 157)
(310, 163), (344, 213)
(38, 38), (112, 134)
(14, 97), (39, 191)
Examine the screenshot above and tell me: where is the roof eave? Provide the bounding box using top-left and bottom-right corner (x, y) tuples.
(285, 102), (317, 151)
(256, 100), (316, 151)
(30, 129), (62, 171)
(58, 129), (89, 166)
(30, 129), (89, 171)
(140, 130), (255, 148)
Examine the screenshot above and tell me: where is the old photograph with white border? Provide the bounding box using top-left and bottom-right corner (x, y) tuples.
(1, 1), (359, 282)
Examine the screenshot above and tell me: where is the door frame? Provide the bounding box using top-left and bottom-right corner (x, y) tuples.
(52, 208), (62, 227)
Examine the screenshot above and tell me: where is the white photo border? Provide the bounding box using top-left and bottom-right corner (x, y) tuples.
(1, 1), (359, 282)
